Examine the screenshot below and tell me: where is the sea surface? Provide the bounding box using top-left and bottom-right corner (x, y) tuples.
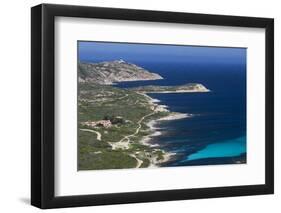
(116, 60), (247, 167)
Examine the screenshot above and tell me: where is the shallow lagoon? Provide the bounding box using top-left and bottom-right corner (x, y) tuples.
(185, 136), (246, 161)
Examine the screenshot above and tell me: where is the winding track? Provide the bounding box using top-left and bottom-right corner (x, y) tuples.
(129, 154), (143, 168)
(81, 93), (156, 168)
(119, 111), (156, 143)
(80, 128), (102, 141)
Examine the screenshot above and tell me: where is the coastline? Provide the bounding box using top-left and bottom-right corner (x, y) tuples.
(139, 93), (190, 167)
(144, 89), (210, 93)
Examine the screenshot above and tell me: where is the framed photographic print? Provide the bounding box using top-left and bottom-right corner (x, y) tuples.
(31, 3), (274, 209)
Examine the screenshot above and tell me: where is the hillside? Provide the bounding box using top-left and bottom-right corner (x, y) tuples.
(78, 59), (163, 84)
(78, 83), (171, 170)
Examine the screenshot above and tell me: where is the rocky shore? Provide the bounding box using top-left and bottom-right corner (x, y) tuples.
(139, 94), (191, 166)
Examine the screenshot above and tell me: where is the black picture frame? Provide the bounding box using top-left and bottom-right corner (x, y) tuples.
(31, 3), (274, 209)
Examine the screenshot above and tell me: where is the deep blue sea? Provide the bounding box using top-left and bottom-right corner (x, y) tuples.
(116, 61), (247, 167)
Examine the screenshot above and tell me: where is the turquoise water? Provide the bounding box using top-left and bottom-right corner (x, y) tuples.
(80, 41), (247, 166)
(185, 136), (246, 162)
(117, 61), (247, 166)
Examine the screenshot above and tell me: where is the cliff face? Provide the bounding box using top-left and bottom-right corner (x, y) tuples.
(78, 60), (163, 85)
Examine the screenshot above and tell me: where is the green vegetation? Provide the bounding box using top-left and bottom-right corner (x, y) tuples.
(78, 82), (170, 170)
(79, 148), (137, 170)
(77, 61), (208, 171)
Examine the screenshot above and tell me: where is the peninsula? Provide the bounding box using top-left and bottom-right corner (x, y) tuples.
(130, 83), (210, 93)
(78, 60), (210, 170)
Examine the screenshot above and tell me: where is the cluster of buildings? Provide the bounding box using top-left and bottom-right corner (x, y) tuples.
(82, 120), (112, 128)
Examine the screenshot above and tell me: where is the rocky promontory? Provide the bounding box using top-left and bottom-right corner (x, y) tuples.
(130, 83), (210, 93)
(78, 59), (163, 84)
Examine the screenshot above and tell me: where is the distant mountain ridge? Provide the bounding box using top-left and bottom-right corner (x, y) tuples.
(78, 59), (163, 85)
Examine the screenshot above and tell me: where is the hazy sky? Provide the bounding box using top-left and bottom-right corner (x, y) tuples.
(78, 41), (246, 65)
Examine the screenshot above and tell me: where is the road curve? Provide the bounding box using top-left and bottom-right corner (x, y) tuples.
(80, 128), (102, 141)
